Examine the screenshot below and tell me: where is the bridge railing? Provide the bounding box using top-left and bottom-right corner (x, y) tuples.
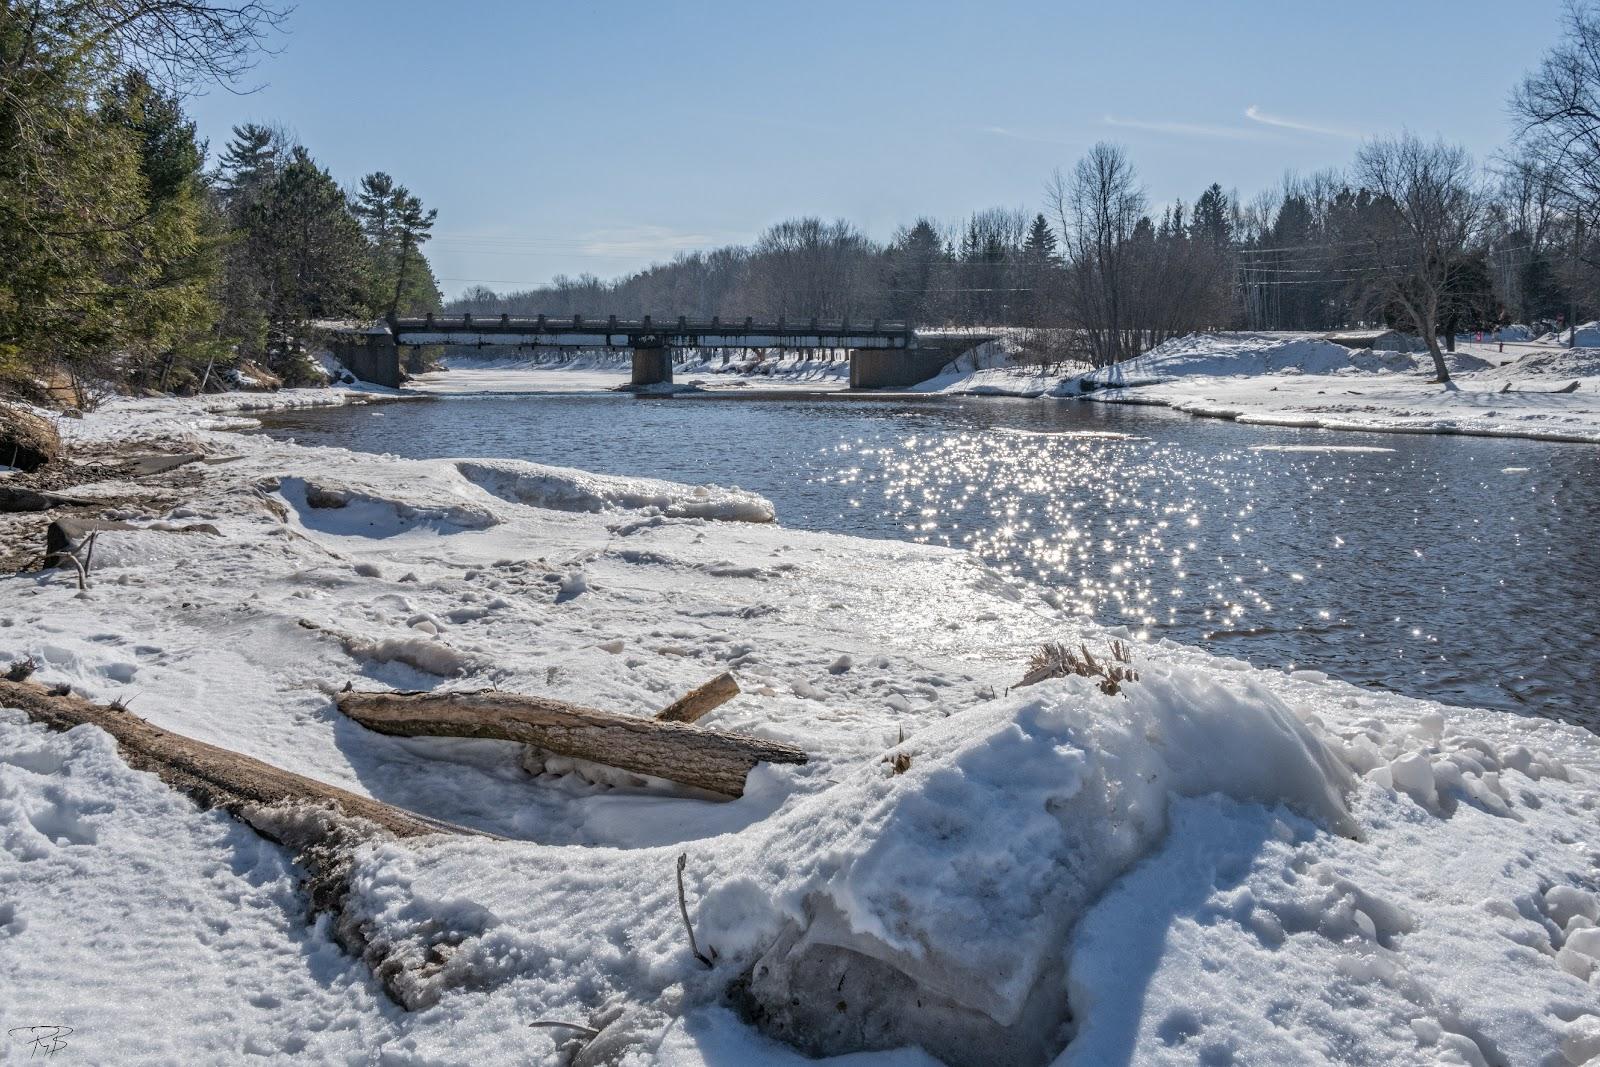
(391, 313), (913, 338)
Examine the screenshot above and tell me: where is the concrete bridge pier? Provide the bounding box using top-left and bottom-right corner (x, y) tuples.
(848, 348), (956, 389)
(631, 345), (672, 386)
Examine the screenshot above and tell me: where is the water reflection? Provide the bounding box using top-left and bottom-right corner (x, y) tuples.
(258, 392), (1600, 725)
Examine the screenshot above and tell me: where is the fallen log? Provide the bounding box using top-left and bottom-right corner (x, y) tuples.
(0, 679), (468, 839)
(337, 688), (805, 798)
(0, 485), (96, 513)
(0, 678), (484, 1010)
(655, 671), (740, 724)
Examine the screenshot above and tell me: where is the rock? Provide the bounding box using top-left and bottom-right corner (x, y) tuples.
(0, 404), (60, 472)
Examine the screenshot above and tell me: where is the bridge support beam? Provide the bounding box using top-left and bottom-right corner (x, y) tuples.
(631, 346), (672, 387)
(331, 335), (403, 388)
(847, 348), (955, 389)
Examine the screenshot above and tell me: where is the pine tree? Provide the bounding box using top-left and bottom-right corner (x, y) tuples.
(354, 172), (397, 246)
(884, 219), (946, 325)
(98, 72), (225, 389)
(1023, 213), (1058, 261)
(216, 123), (285, 204)
(388, 186), (438, 316)
(245, 146), (369, 364)
(1191, 184), (1232, 248)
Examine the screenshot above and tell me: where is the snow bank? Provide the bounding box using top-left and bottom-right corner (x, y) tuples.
(1571, 321), (1600, 347)
(456, 457), (775, 522)
(1084, 333), (1362, 386)
(720, 663), (1357, 1064)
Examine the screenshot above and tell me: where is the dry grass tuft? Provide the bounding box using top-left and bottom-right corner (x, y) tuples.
(4, 656), (37, 682)
(1018, 640), (1140, 696)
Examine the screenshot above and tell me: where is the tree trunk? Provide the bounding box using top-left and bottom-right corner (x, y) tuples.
(336, 689), (806, 798)
(1409, 304), (1450, 383)
(390, 241), (411, 317)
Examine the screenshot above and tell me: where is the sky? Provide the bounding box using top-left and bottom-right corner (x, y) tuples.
(186, 0), (1568, 299)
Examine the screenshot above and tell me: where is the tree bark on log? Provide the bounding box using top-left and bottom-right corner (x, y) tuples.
(337, 688), (805, 798)
(655, 671), (740, 724)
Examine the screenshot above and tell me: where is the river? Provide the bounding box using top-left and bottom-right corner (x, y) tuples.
(256, 383), (1600, 726)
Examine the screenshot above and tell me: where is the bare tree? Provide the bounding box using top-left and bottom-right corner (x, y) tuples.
(1048, 143), (1145, 365)
(1352, 134), (1483, 382)
(1512, 3), (1600, 243)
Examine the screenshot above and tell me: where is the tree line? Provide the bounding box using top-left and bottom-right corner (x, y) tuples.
(1, 1), (443, 402)
(453, 2), (1600, 383)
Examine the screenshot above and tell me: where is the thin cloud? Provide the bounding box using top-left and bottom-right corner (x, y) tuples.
(1102, 115), (1265, 141)
(1244, 105), (1362, 139)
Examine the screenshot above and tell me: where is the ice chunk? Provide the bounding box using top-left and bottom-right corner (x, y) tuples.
(456, 458), (774, 522)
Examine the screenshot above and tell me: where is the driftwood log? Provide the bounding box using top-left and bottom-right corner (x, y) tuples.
(0, 678), (483, 1010)
(655, 671), (740, 724)
(0, 678), (464, 839)
(337, 688), (805, 798)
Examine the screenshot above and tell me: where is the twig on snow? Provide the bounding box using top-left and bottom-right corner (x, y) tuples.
(676, 853), (715, 969)
(528, 1020), (601, 1039)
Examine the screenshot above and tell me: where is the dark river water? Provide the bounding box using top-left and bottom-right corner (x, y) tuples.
(257, 388), (1600, 726)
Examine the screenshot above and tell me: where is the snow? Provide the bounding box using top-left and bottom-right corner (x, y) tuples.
(2, 391), (1598, 1065)
(919, 331), (1600, 445)
(1571, 321), (1600, 347)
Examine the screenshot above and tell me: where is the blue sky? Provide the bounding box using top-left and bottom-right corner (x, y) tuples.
(187, 0), (1567, 298)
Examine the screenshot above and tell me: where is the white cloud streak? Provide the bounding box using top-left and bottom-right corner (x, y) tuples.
(1244, 105), (1362, 139)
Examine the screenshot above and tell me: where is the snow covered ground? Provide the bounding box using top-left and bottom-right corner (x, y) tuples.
(918, 331), (1600, 445)
(2, 390), (1598, 1065)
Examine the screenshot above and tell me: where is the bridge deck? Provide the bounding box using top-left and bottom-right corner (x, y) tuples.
(389, 314), (913, 349)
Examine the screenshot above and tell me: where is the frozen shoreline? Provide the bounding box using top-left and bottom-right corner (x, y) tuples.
(915, 332), (1600, 445)
(2, 389), (1598, 1065)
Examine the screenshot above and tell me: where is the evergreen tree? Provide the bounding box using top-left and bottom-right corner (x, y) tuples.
(97, 72), (225, 389)
(884, 219), (946, 325)
(245, 146), (369, 362)
(216, 123), (285, 204)
(1191, 184), (1232, 248)
(354, 173), (397, 244)
(1023, 213), (1058, 261)
(387, 186), (439, 316)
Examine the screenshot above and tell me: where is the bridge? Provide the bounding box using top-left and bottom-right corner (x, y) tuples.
(330, 314), (983, 389)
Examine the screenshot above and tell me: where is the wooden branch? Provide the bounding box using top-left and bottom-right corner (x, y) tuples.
(337, 688), (806, 798)
(655, 671), (740, 724)
(0, 678), (469, 840)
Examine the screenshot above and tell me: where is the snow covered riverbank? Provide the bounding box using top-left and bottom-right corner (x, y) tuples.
(2, 392), (1598, 1065)
(918, 332), (1600, 445)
